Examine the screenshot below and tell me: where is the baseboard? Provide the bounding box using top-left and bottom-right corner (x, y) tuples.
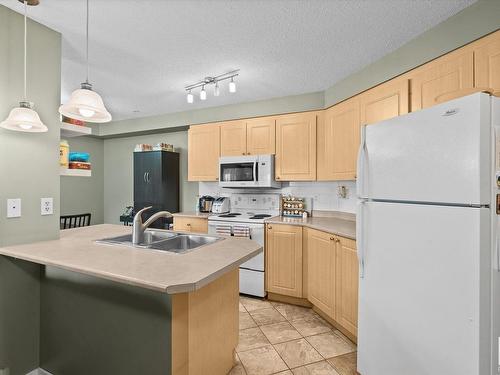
(26, 369), (53, 375)
(266, 292), (312, 307)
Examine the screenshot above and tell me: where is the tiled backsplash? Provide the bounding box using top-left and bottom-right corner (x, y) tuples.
(198, 181), (357, 214)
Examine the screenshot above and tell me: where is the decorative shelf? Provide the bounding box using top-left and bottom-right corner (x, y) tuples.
(60, 122), (92, 138)
(60, 168), (91, 177)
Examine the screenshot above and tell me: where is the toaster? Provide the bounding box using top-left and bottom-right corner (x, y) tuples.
(211, 197), (230, 214)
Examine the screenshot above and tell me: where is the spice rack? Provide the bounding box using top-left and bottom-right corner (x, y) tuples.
(281, 196), (306, 218)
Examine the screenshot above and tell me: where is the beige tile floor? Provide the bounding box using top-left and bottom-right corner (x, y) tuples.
(229, 296), (357, 375)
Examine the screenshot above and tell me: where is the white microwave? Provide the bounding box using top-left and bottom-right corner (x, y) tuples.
(219, 154), (281, 188)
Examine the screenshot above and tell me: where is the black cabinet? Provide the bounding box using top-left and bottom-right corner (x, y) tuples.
(133, 151), (179, 229)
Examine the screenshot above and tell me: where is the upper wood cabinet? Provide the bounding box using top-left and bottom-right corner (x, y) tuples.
(474, 30), (500, 93)
(266, 224), (303, 298)
(220, 117), (276, 156)
(188, 124), (220, 181)
(335, 236), (358, 337)
(275, 113), (317, 181)
(307, 228), (337, 318)
(246, 117), (276, 155)
(410, 48), (474, 111)
(220, 120), (247, 156)
(360, 78), (409, 126)
(317, 98), (360, 181)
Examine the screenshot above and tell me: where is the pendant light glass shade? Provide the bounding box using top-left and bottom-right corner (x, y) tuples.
(59, 0), (111, 123)
(59, 83), (111, 123)
(1, 101), (47, 132)
(1, 1), (47, 133)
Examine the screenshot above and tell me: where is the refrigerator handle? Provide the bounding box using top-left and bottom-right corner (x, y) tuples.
(357, 125), (367, 197)
(357, 200), (366, 278)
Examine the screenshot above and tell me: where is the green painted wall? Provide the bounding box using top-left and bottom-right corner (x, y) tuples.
(98, 91), (325, 138)
(0, 5), (61, 375)
(60, 136), (105, 225)
(324, 0), (500, 107)
(0, 5), (61, 246)
(103, 131), (197, 224)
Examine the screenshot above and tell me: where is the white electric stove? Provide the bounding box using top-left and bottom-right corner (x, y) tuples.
(207, 194), (280, 297)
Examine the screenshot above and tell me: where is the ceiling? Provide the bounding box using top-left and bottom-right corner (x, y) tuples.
(1, 0), (476, 121)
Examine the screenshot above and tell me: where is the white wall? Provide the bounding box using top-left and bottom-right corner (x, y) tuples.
(199, 181), (357, 214)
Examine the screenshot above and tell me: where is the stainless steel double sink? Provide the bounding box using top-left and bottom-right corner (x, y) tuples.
(96, 229), (222, 254)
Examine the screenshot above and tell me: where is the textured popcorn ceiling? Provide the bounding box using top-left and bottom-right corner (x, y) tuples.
(1, 0), (476, 121)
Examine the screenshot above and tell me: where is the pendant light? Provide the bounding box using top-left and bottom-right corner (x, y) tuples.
(59, 0), (111, 123)
(0, 1), (47, 133)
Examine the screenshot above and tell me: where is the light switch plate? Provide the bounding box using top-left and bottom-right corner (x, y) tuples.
(7, 198), (21, 218)
(41, 197), (53, 216)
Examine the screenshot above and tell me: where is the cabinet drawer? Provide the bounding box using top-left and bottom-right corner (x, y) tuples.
(173, 217), (208, 233)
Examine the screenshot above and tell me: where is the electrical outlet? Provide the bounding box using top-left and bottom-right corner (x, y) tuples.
(7, 198), (21, 218)
(41, 197), (53, 216)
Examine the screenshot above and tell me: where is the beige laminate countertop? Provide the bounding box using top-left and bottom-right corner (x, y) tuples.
(265, 215), (356, 240)
(0, 224), (262, 294)
(172, 211), (211, 219)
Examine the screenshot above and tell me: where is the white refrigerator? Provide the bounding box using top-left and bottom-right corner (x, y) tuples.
(356, 93), (500, 375)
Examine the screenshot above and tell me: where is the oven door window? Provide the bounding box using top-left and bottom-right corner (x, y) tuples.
(220, 162), (256, 182)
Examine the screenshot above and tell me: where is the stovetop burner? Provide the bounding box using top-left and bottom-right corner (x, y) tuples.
(218, 214), (238, 218)
(249, 214), (272, 219)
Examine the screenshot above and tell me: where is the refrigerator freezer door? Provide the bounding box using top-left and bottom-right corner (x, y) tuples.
(357, 201), (490, 375)
(360, 93), (491, 205)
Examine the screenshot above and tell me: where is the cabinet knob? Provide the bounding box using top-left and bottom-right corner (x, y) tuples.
(276, 176), (280, 180)
(187, 223), (191, 226)
(242, 152), (245, 155)
(268, 225), (272, 230)
(330, 237), (335, 241)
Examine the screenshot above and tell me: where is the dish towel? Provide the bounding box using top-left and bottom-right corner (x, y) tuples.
(215, 225), (232, 236)
(233, 225), (251, 238)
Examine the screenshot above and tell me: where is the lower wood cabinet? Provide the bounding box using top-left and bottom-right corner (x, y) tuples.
(306, 228), (358, 338)
(173, 217), (208, 233)
(335, 236), (359, 337)
(265, 224), (358, 338)
(306, 228), (336, 317)
(265, 224), (303, 298)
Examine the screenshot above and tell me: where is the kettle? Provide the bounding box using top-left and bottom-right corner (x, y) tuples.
(198, 195), (215, 213)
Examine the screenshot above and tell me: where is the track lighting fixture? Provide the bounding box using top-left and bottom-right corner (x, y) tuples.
(186, 90), (194, 104)
(184, 69), (239, 104)
(229, 77), (236, 93)
(200, 85), (207, 101)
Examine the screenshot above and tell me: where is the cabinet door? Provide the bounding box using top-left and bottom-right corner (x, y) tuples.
(307, 229), (336, 318)
(133, 151), (159, 205)
(246, 117), (276, 155)
(275, 113), (317, 181)
(360, 78), (409, 126)
(173, 217), (208, 233)
(266, 224), (303, 297)
(318, 98), (360, 181)
(220, 120), (247, 156)
(188, 124), (220, 181)
(474, 31), (500, 93)
(410, 49), (474, 111)
(336, 236), (358, 337)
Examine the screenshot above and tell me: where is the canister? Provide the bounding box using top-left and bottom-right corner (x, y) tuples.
(60, 139), (69, 168)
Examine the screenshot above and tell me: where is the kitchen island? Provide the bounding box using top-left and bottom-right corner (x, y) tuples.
(0, 224), (262, 375)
